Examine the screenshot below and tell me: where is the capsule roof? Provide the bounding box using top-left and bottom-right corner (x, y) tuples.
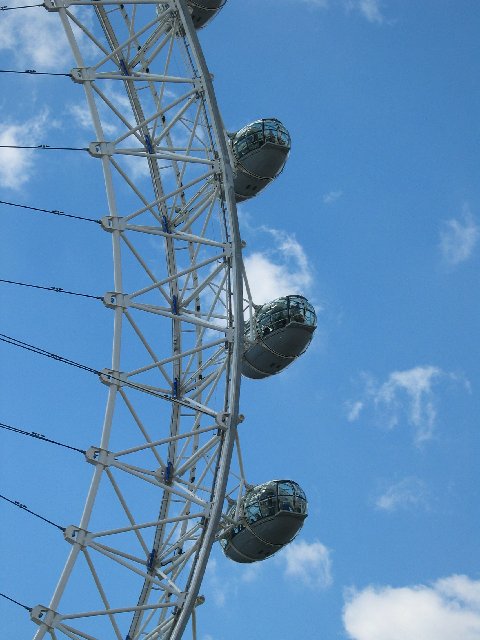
(232, 118), (291, 163)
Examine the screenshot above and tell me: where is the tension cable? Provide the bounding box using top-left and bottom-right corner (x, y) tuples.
(0, 3), (42, 10)
(0, 143), (87, 152)
(0, 333), (100, 375)
(0, 493), (65, 532)
(0, 420), (86, 454)
(0, 199), (101, 224)
(0, 278), (102, 301)
(0, 592), (32, 612)
(0, 68), (71, 77)
(0, 332), (215, 416)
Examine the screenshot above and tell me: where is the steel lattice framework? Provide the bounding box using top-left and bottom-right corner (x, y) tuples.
(30, 2), (247, 638)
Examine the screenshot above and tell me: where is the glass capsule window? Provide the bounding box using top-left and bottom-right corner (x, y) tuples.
(246, 295), (317, 339)
(232, 119), (291, 161)
(243, 480), (307, 524)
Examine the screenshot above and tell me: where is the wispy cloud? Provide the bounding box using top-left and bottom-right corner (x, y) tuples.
(375, 476), (429, 512)
(240, 562), (263, 584)
(345, 0), (385, 23)
(0, 2), (73, 70)
(69, 104), (118, 138)
(346, 365), (465, 445)
(0, 2), (96, 70)
(204, 558), (229, 607)
(0, 111), (51, 190)
(346, 400), (364, 422)
(279, 539), (333, 589)
(323, 190), (343, 204)
(439, 204), (479, 266)
(343, 575), (480, 640)
(242, 221), (314, 305)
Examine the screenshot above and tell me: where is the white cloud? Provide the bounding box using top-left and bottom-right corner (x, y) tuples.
(375, 477), (429, 512)
(243, 225), (314, 304)
(343, 575), (480, 640)
(439, 204), (479, 266)
(279, 539), (333, 589)
(323, 190), (343, 204)
(0, 111), (50, 190)
(346, 365), (462, 445)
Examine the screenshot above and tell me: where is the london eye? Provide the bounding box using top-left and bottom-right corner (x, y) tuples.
(1, 2), (316, 638)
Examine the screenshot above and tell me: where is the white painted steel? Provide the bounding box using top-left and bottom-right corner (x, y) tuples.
(31, 2), (248, 639)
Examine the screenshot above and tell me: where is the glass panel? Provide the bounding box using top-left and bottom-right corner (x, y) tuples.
(278, 495), (294, 512)
(278, 481), (295, 496)
(295, 487), (306, 501)
(259, 497), (276, 518)
(293, 498), (306, 514)
(245, 502), (262, 523)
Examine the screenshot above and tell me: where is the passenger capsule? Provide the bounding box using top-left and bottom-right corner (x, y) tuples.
(242, 295), (317, 379)
(231, 118), (291, 201)
(221, 480), (307, 563)
(186, 0), (225, 29)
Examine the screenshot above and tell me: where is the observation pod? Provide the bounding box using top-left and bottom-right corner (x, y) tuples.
(186, 0), (225, 29)
(242, 295), (317, 379)
(221, 480), (307, 563)
(231, 118), (291, 201)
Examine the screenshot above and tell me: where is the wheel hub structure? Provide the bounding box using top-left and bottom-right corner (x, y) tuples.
(31, 2), (244, 639)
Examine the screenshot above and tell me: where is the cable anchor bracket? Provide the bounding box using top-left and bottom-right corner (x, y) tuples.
(43, 0), (71, 11)
(70, 67), (97, 83)
(103, 291), (130, 310)
(99, 368), (127, 388)
(30, 605), (61, 629)
(85, 446), (116, 468)
(89, 141), (115, 158)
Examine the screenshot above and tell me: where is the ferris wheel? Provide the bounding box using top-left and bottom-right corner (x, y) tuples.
(18, 1), (318, 639)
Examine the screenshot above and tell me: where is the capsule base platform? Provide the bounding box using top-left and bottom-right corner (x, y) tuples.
(223, 511), (307, 563)
(242, 322), (315, 379)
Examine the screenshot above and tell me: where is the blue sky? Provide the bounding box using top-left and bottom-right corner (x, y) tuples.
(1, 1), (479, 639)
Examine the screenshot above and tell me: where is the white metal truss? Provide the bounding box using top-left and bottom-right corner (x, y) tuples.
(30, 2), (249, 639)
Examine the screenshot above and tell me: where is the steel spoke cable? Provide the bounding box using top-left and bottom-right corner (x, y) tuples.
(0, 278), (102, 300)
(0, 198), (101, 224)
(0, 421), (86, 454)
(0, 68), (71, 77)
(0, 333), (216, 416)
(0, 493), (65, 532)
(0, 333), (100, 374)
(0, 593), (32, 612)
(0, 143), (87, 152)
(0, 3), (42, 9)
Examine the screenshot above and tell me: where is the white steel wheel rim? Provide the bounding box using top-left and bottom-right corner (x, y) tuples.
(31, 2), (244, 639)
